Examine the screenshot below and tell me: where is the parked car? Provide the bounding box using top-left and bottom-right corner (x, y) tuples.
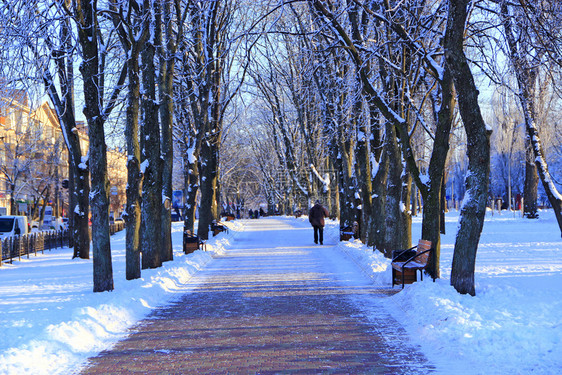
(0, 216), (29, 240)
(50, 217), (65, 231)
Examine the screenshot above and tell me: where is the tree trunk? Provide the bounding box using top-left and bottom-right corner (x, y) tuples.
(400, 169), (412, 249)
(445, 0), (491, 296)
(75, 0), (113, 293)
(108, 0), (152, 281)
(159, 0), (176, 263)
(369, 120), (388, 251)
(338, 137), (356, 231)
(441, 174), (447, 230)
(125, 54), (142, 280)
(523, 142), (538, 218)
(40, 4), (91, 260)
(411, 184), (417, 217)
(197, 139), (215, 240)
(183, 153), (199, 234)
(74, 164), (91, 259)
(211, 138), (221, 220)
(418, 64), (455, 279)
(521, 96), (562, 231)
(88, 113), (113, 293)
(68, 163), (75, 249)
(354, 98), (372, 243)
(383, 124), (403, 256)
(141, 30), (162, 270)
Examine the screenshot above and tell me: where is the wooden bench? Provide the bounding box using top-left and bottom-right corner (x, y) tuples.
(340, 226), (354, 241)
(340, 221), (359, 241)
(391, 239), (433, 288)
(183, 230), (206, 254)
(211, 222), (228, 237)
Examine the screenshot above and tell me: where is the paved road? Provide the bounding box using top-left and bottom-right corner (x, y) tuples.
(80, 218), (433, 374)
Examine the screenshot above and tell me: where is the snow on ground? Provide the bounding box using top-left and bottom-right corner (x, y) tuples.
(323, 210), (562, 375)
(1, 211), (561, 374)
(0, 221), (241, 375)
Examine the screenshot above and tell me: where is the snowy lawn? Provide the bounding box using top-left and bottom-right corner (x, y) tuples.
(1, 211), (561, 374)
(325, 209), (562, 374)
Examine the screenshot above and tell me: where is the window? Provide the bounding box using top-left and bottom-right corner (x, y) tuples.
(0, 218), (14, 232)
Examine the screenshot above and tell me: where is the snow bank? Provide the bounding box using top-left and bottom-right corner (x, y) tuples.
(0, 220), (242, 375)
(333, 209), (562, 374)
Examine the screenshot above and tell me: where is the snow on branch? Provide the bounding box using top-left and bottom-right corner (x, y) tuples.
(310, 163), (330, 189)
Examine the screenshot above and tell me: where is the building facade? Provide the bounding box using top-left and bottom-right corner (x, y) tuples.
(0, 90), (126, 219)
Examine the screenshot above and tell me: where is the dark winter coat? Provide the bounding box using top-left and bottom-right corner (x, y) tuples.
(309, 203), (329, 227)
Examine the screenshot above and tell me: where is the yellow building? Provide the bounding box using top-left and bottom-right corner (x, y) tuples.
(0, 90), (126, 218)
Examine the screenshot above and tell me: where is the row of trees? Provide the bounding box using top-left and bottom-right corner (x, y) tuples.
(0, 0), (252, 293)
(229, 0), (562, 296)
(1, 1), (561, 296)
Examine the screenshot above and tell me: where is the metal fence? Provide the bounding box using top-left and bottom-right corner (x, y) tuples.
(0, 222), (125, 266)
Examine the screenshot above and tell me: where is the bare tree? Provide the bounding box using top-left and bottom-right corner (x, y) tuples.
(158, 0), (184, 262)
(308, 0), (456, 279)
(500, 1), (562, 235)
(73, 0), (127, 292)
(175, 0), (245, 240)
(0, 0), (92, 259)
(445, 0), (492, 296)
(108, 0), (150, 279)
(139, 1), (163, 269)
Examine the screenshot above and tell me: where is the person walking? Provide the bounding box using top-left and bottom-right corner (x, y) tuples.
(309, 200), (329, 245)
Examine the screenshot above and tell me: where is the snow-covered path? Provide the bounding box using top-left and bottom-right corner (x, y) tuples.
(81, 218), (434, 373)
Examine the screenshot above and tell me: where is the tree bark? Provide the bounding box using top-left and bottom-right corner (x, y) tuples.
(74, 0), (127, 291)
(75, 0), (113, 292)
(445, 0), (491, 296)
(188, 0), (225, 240)
(183, 150), (199, 234)
(37, 15), (90, 260)
(400, 169), (412, 249)
(197, 139), (215, 240)
(159, 0), (177, 262)
(108, 0), (150, 280)
(383, 123), (403, 255)
(369, 117), (388, 251)
(141, 22), (162, 270)
(338, 134), (356, 230)
(523, 142), (538, 218)
(125, 52), (142, 280)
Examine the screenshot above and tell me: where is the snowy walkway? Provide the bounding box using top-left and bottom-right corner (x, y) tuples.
(80, 218), (434, 374)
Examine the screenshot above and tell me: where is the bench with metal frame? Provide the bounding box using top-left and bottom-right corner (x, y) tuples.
(391, 239), (434, 288)
(183, 230), (206, 253)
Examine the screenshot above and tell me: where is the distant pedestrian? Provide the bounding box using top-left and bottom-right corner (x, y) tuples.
(254, 209), (259, 219)
(249, 209), (253, 219)
(309, 200), (329, 245)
